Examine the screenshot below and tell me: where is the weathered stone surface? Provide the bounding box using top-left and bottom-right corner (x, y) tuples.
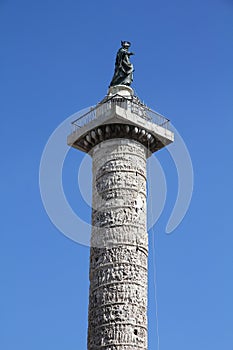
(88, 139), (148, 349)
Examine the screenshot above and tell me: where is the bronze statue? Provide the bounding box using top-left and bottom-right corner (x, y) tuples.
(109, 41), (134, 87)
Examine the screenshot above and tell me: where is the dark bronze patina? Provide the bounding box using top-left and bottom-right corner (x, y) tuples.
(110, 41), (134, 87)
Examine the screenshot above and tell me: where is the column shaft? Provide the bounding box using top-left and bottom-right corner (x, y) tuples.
(88, 138), (148, 350)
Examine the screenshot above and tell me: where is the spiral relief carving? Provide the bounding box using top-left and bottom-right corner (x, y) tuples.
(88, 139), (148, 349)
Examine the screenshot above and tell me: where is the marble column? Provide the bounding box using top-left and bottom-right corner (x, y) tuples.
(88, 138), (148, 350)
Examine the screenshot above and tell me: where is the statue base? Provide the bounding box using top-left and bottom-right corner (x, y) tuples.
(108, 85), (134, 98)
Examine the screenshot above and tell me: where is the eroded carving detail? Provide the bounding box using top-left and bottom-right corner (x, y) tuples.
(91, 225), (148, 248)
(90, 246), (147, 270)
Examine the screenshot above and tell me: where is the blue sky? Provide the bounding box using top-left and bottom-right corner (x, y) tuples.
(1, 0), (233, 349)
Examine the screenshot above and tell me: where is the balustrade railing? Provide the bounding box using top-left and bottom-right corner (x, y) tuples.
(71, 94), (171, 132)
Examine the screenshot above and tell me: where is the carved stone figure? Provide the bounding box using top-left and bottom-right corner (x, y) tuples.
(110, 41), (134, 87)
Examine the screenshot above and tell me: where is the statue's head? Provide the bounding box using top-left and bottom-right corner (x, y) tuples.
(121, 41), (131, 48)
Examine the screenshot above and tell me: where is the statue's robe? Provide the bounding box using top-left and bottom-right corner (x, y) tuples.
(110, 48), (134, 87)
